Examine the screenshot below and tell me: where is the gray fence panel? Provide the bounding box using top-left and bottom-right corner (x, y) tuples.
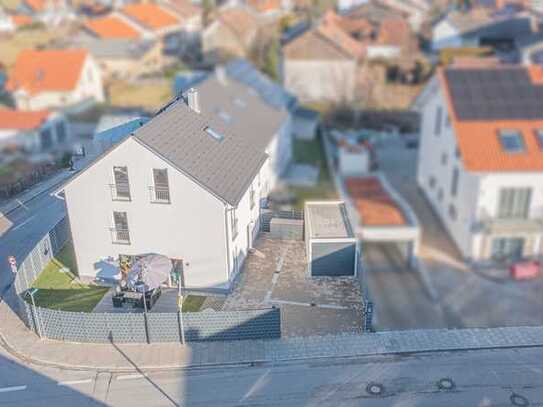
(146, 313), (182, 343)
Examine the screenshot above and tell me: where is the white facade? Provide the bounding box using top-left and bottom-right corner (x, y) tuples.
(282, 59), (357, 102)
(0, 113), (70, 152)
(12, 55), (105, 111)
(431, 19), (464, 51)
(338, 145), (370, 176)
(0, 11), (15, 33)
(417, 81), (543, 261)
(63, 136), (272, 291)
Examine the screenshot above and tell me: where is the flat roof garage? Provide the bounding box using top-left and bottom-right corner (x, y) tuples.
(305, 201), (359, 277)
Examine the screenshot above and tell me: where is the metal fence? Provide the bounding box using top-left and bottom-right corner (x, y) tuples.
(13, 217), (282, 343)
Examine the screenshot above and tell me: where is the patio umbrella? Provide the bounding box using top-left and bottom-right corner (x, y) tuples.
(127, 254), (172, 292)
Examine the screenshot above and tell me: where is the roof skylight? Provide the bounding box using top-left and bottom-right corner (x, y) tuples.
(499, 129), (525, 153)
(204, 126), (224, 142)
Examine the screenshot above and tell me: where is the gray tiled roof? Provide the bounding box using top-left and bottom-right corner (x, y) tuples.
(133, 98), (268, 206)
(191, 70), (289, 153)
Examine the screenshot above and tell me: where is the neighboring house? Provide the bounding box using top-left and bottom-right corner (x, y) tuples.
(67, 36), (166, 80)
(0, 109), (70, 153)
(160, 0), (202, 33)
(83, 14), (142, 39)
(91, 113), (148, 154)
(202, 7), (260, 62)
(415, 65), (543, 262)
(6, 49), (105, 111)
(118, 3), (183, 37)
(282, 12), (364, 102)
(18, 0), (74, 25)
(431, 8), (536, 51)
(0, 10), (33, 32)
(55, 90), (287, 291)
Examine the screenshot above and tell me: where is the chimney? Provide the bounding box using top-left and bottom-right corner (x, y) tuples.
(215, 65), (227, 85)
(187, 88), (200, 113)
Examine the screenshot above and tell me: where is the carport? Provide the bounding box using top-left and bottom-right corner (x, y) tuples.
(305, 201), (359, 277)
(344, 175), (420, 268)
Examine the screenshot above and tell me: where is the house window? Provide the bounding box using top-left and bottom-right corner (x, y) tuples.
(429, 176), (436, 189)
(535, 129), (543, 149)
(441, 152), (448, 165)
(151, 168), (170, 203)
(451, 167), (459, 197)
(434, 106), (442, 136)
(111, 166), (131, 201)
(448, 204), (457, 220)
(111, 211), (130, 244)
(499, 129), (525, 153)
(40, 128), (53, 150)
(491, 237), (524, 261)
(55, 121), (67, 144)
(437, 188), (444, 202)
(231, 209), (238, 239)
(204, 126), (224, 142)
(497, 188), (532, 219)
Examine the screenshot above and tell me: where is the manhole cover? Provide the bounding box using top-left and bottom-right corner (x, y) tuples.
(510, 393), (529, 407)
(437, 378), (455, 391)
(366, 383), (384, 396)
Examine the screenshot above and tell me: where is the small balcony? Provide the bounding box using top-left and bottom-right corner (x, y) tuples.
(149, 185), (171, 204)
(109, 183), (131, 202)
(473, 213), (543, 235)
(110, 228), (131, 245)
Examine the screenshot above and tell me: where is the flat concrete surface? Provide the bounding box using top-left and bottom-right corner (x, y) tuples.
(372, 137), (543, 329)
(1, 337), (542, 407)
(223, 237), (363, 337)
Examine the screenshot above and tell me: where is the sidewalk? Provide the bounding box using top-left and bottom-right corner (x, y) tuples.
(2, 296), (543, 372)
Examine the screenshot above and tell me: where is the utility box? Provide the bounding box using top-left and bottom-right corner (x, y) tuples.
(305, 201), (358, 277)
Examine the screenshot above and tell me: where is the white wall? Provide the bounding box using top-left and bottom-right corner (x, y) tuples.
(432, 19), (463, 51)
(417, 84), (480, 258)
(283, 59), (357, 102)
(64, 137), (232, 290)
(366, 45), (401, 60)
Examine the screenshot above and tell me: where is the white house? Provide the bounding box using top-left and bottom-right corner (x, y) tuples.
(6, 49), (105, 111)
(415, 65), (543, 262)
(0, 109), (70, 153)
(56, 80), (293, 291)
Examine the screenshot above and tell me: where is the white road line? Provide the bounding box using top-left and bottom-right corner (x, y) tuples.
(270, 299), (350, 310)
(58, 379), (93, 386)
(0, 386), (27, 393)
(11, 214), (38, 232)
(116, 374), (145, 381)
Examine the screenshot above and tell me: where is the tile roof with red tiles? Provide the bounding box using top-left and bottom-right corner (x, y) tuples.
(6, 49), (88, 95)
(11, 15), (33, 26)
(0, 109), (51, 130)
(438, 65), (543, 172)
(84, 15), (141, 39)
(247, 0), (282, 13)
(345, 177), (406, 226)
(121, 3), (180, 31)
(377, 17), (412, 49)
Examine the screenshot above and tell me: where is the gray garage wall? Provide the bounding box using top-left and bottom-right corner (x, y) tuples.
(311, 241), (355, 276)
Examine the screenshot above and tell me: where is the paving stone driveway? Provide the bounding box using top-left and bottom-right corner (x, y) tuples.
(222, 237), (364, 337)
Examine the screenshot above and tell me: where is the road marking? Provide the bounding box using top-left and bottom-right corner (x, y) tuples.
(15, 199), (29, 211)
(58, 379), (93, 386)
(10, 214), (38, 232)
(239, 369), (270, 402)
(116, 374), (145, 381)
(0, 386), (27, 393)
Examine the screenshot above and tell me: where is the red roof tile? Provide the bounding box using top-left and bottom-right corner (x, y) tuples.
(0, 109), (51, 130)
(122, 3), (179, 30)
(84, 15), (140, 39)
(7, 49), (88, 95)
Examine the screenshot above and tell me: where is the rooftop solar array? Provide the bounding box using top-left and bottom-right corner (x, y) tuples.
(444, 68), (543, 120)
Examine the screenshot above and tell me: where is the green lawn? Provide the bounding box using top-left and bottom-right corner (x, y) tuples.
(29, 243), (108, 312)
(289, 137), (338, 210)
(182, 295), (206, 312)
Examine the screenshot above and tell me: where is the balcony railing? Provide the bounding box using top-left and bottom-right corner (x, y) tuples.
(473, 213), (543, 234)
(110, 228), (131, 245)
(109, 183), (131, 202)
(149, 185), (171, 204)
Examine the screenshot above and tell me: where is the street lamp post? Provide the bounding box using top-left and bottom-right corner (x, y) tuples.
(27, 288), (42, 339)
(177, 276), (186, 345)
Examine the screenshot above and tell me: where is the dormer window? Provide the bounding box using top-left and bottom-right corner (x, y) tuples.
(205, 127), (224, 142)
(499, 129), (525, 153)
(536, 129), (543, 149)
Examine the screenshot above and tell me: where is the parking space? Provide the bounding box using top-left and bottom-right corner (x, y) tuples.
(222, 237), (364, 337)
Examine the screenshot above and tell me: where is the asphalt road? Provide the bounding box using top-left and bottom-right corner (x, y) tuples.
(0, 184), (66, 294)
(1, 345), (542, 406)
